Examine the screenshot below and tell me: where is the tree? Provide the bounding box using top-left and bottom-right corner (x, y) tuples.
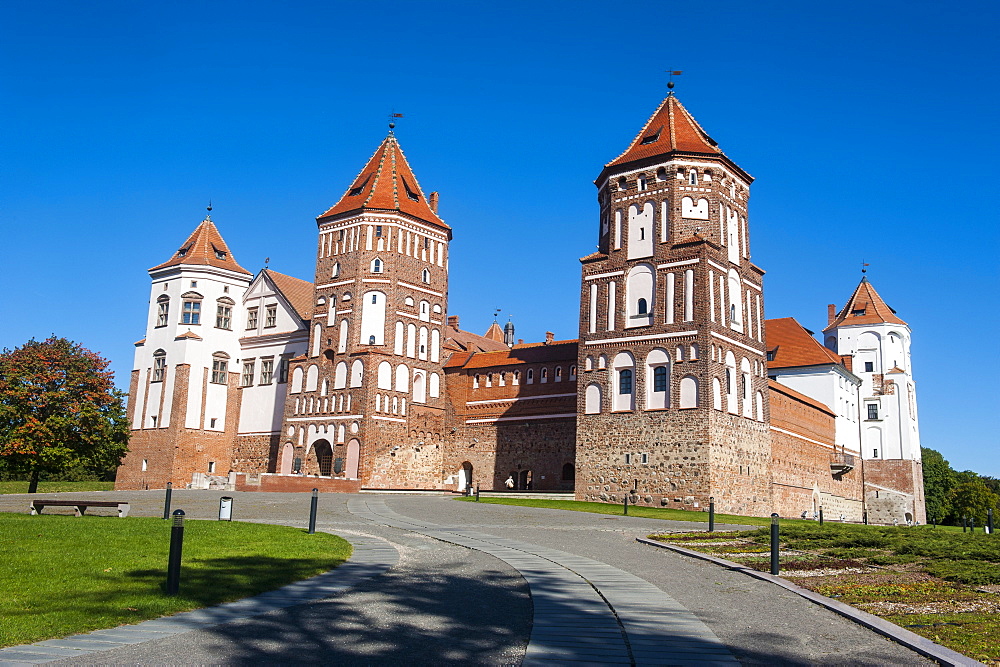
(0, 337), (129, 493)
(921, 447), (956, 523)
(949, 478), (1000, 526)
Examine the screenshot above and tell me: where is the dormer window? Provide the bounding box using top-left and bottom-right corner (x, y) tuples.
(402, 177), (420, 202)
(213, 245), (227, 260)
(177, 247), (189, 258)
(348, 174), (371, 196)
(640, 127), (661, 145)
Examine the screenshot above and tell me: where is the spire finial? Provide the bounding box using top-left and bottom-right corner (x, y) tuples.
(388, 111), (404, 133)
(666, 69), (683, 92)
(493, 308), (501, 322)
(862, 261), (869, 275)
(206, 200), (212, 220)
(264, 256), (270, 272)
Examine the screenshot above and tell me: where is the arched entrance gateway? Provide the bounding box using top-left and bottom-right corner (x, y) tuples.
(458, 461), (473, 492)
(345, 439), (360, 479)
(313, 440), (333, 477)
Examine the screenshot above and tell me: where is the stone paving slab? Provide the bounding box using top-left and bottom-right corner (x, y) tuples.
(351, 498), (740, 667)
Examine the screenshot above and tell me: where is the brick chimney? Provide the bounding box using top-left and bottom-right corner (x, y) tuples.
(544, 331), (554, 344)
(447, 315), (459, 328)
(827, 304), (837, 326)
(517, 338), (524, 345)
(429, 192), (439, 214)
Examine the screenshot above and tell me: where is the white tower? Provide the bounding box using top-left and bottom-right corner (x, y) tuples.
(116, 215), (253, 489)
(824, 277), (920, 462)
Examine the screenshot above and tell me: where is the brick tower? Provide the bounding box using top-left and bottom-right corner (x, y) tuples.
(116, 215), (253, 490)
(575, 92), (772, 514)
(278, 129), (452, 488)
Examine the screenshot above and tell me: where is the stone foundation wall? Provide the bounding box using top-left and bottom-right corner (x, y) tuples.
(233, 432), (280, 474)
(865, 458), (926, 524)
(235, 472), (361, 493)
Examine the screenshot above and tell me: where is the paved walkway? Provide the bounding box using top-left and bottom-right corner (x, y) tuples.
(0, 490), (933, 665)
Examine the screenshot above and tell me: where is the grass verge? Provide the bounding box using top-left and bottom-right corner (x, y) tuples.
(648, 523), (1000, 664)
(0, 513), (351, 648)
(0, 481), (115, 494)
(457, 496), (772, 526)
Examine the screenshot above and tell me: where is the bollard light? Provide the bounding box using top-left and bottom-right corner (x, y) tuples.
(819, 506), (824, 526)
(475, 485), (480, 502)
(308, 488), (318, 534)
(770, 513), (780, 576)
(166, 509), (185, 595)
(988, 508), (994, 535)
(162, 482), (173, 520)
(623, 494), (628, 516)
(708, 496), (715, 533)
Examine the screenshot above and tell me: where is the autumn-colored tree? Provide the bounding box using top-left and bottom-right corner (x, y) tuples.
(0, 337), (129, 493)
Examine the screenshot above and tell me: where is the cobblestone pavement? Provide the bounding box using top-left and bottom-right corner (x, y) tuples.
(0, 490), (931, 665)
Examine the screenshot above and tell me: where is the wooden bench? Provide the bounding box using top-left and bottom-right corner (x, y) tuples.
(29, 499), (131, 518)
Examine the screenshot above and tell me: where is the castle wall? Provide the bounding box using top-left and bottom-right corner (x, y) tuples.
(864, 459), (926, 524)
(768, 382), (864, 521)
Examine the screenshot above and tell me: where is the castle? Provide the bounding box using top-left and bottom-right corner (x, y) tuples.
(115, 91), (926, 524)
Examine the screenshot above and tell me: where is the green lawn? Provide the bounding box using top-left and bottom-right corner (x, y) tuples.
(0, 513), (351, 648)
(0, 481), (115, 494)
(458, 496), (775, 526)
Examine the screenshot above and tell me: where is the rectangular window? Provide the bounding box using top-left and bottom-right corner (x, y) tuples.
(624, 453), (631, 464)
(156, 301), (169, 327)
(242, 361), (255, 387)
(211, 359), (228, 384)
(152, 355), (166, 382)
(277, 357), (289, 383)
(208, 461), (216, 473)
(265, 304), (277, 328)
(149, 416), (157, 427)
(864, 361), (874, 372)
(375, 225), (383, 237)
(247, 308), (258, 329)
(182, 301), (201, 325)
(641, 453), (649, 464)
(141, 459), (148, 471)
(216, 304), (232, 330)
(260, 358), (274, 385)
(867, 403), (879, 420)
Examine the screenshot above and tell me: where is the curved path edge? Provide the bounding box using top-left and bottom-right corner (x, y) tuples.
(0, 532), (399, 667)
(636, 537), (985, 667)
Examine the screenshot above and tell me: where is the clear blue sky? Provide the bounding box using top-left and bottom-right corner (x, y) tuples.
(1, 1), (997, 476)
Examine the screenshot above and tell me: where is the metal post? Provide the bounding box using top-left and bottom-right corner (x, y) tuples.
(308, 488), (318, 534)
(963, 516), (967, 532)
(708, 497), (715, 533)
(623, 494), (628, 516)
(970, 517), (975, 533)
(863, 511), (868, 525)
(770, 513), (780, 576)
(475, 485), (480, 502)
(162, 482), (172, 520)
(819, 506), (824, 526)
(166, 509), (185, 595)
(988, 508), (994, 535)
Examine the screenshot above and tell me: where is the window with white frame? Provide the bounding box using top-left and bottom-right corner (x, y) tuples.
(216, 297), (234, 330)
(181, 293), (202, 325)
(242, 360), (255, 387)
(211, 353), (229, 384)
(247, 307), (258, 330)
(265, 304), (277, 328)
(156, 295), (169, 327)
(260, 358), (274, 384)
(152, 350), (166, 382)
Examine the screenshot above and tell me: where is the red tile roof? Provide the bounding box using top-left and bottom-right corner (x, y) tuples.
(765, 317), (843, 369)
(824, 278), (906, 331)
(318, 134), (449, 230)
(151, 218), (252, 275)
(447, 340), (578, 370)
(484, 322), (504, 343)
(443, 324), (510, 357)
(265, 269), (314, 321)
(605, 94), (721, 169)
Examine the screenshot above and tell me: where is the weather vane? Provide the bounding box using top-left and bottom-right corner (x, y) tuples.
(666, 69), (683, 90)
(206, 200), (212, 219)
(493, 308), (502, 321)
(861, 261), (869, 275)
(388, 111), (404, 131)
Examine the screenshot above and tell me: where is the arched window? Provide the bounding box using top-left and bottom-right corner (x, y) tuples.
(331, 262), (340, 278)
(645, 348), (670, 410)
(562, 463), (575, 481)
(585, 383), (602, 414)
(412, 371), (426, 403)
(584, 357), (593, 371)
(371, 258), (383, 273)
(541, 368), (548, 383)
(637, 298), (648, 315)
(688, 169), (698, 185)
(422, 269), (430, 284)
(712, 377), (723, 410)
(617, 176), (627, 191)
(679, 376), (698, 408)
(555, 366), (563, 382)
(152, 349), (166, 382)
(513, 371), (520, 385)
(569, 365), (576, 380)
(613, 352), (636, 411)
(725, 351), (737, 414)
(626, 263), (654, 327)
(527, 369), (534, 384)
(156, 295), (170, 327)
(598, 354), (607, 369)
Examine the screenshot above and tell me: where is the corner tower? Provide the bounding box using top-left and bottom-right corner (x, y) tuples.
(825, 277), (925, 523)
(575, 92), (771, 515)
(279, 130), (452, 488)
(116, 215), (253, 490)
